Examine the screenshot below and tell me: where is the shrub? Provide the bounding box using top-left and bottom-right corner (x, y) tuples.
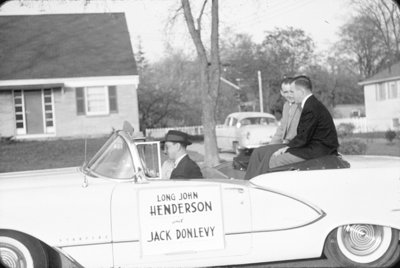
(385, 129), (396, 143)
(338, 139), (367, 155)
(336, 123), (355, 139)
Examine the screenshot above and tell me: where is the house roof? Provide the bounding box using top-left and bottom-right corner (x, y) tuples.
(0, 13), (137, 81)
(359, 61), (400, 85)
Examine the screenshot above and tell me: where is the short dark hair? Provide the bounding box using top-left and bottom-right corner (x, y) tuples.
(292, 75), (312, 91)
(280, 76), (293, 87)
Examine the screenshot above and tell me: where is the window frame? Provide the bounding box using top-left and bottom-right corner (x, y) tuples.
(76, 86), (118, 116)
(84, 86), (110, 116)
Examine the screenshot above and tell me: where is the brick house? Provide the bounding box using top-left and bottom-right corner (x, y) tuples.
(359, 61), (400, 131)
(0, 13), (139, 139)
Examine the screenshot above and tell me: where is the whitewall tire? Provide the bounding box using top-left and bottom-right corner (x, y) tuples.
(324, 224), (400, 267)
(0, 231), (48, 268)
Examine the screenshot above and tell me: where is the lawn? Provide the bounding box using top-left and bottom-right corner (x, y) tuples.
(0, 136), (398, 173)
(0, 137), (108, 173)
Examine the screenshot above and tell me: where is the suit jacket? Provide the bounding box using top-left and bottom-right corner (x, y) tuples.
(170, 155), (203, 179)
(287, 95), (338, 160)
(270, 101), (301, 144)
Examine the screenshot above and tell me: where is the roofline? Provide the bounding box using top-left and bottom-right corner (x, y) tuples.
(358, 75), (400, 86)
(0, 75), (139, 89)
(0, 12), (125, 17)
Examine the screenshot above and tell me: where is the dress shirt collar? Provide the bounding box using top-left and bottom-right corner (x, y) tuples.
(174, 153), (187, 168)
(301, 94), (313, 109)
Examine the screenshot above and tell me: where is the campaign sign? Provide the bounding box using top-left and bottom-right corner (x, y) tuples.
(138, 185), (225, 256)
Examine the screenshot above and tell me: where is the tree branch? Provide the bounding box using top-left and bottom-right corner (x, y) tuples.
(181, 0), (208, 63)
(197, 0), (208, 33)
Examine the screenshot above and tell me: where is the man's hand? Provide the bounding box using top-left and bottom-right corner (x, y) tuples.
(272, 146), (288, 157)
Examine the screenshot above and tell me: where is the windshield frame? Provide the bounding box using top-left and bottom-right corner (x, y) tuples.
(83, 131), (137, 181)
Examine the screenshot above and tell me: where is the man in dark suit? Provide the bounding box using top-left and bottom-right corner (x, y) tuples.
(244, 77), (301, 179)
(269, 75), (339, 168)
(162, 130), (203, 179)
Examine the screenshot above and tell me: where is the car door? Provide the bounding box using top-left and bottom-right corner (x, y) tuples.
(111, 180), (252, 267)
(217, 116), (238, 151)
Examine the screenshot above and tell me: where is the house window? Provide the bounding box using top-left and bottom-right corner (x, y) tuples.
(389, 82), (398, 99)
(393, 118), (400, 129)
(76, 86), (118, 116)
(13, 90), (25, 133)
(375, 83), (386, 101)
(86, 86), (109, 115)
(43, 89), (54, 128)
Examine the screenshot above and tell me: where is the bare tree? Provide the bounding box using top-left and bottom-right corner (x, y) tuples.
(181, 0), (220, 167)
(351, 0), (400, 66)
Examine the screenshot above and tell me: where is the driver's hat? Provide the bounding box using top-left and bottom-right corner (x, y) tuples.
(163, 130), (192, 145)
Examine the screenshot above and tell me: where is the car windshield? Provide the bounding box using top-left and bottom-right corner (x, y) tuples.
(87, 134), (135, 179)
(239, 117), (275, 126)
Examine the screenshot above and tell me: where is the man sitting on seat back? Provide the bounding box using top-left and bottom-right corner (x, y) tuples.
(244, 77), (301, 179)
(269, 75), (339, 169)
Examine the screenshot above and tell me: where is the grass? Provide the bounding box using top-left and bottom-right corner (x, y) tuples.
(364, 138), (400, 156)
(0, 136), (398, 173)
(0, 137), (108, 173)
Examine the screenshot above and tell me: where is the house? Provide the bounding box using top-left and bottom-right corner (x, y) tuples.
(359, 61), (400, 131)
(0, 13), (139, 139)
(333, 104), (365, 119)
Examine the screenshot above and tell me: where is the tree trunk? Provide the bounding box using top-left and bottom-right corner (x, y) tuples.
(181, 0), (220, 167)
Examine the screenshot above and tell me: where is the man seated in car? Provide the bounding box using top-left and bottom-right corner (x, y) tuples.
(162, 130), (203, 179)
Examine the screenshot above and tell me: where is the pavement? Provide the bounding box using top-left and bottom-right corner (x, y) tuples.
(189, 142), (235, 162)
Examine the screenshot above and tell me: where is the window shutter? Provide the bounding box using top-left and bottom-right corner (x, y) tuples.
(108, 86), (118, 113)
(76, 87), (85, 115)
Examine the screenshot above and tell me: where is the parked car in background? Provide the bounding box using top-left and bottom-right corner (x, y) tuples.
(216, 112), (277, 154)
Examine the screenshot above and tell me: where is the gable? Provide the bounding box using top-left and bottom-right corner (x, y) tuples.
(0, 13), (138, 81)
(359, 61), (400, 85)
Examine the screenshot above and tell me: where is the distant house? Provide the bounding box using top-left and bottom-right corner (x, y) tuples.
(359, 61), (400, 131)
(0, 13), (139, 139)
(333, 104), (365, 119)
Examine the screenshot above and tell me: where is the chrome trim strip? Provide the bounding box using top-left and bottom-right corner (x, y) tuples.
(249, 181), (325, 216)
(59, 239), (140, 248)
(226, 212), (326, 235)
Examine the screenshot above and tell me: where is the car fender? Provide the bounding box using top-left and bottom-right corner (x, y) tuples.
(251, 167), (400, 231)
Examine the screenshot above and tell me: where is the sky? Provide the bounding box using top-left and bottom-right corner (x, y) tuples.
(0, 0), (355, 62)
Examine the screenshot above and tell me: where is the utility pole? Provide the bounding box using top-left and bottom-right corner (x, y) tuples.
(236, 78), (242, 112)
(258, 70), (263, 113)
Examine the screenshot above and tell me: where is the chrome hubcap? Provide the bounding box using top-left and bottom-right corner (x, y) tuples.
(341, 224), (383, 256)
(0, 244), (27, 268)
(337, 224), (392, 263)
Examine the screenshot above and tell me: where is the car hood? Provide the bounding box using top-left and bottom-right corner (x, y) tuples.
(0, 167), (83, 190)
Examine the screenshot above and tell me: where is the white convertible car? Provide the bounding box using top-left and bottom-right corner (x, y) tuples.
(1, 124), (400, 268)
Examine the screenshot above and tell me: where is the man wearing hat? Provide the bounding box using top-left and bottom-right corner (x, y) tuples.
(162, 130), (203, 179)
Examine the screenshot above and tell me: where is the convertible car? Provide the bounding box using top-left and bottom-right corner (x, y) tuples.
(1, 123), (400, 268)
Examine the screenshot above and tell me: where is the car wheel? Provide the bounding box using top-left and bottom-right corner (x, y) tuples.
(0, 231), (48, 268)
(324, 224), (400, 267)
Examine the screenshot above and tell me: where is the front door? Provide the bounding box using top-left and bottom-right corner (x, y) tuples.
(24, 90), (44, 134)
